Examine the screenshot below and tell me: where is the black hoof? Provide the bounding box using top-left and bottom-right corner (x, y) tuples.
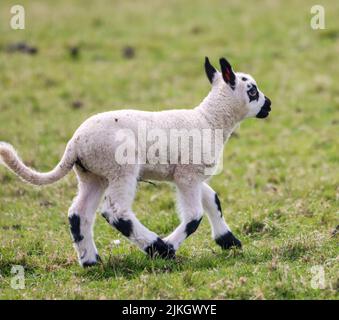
(144, 238), (176, 259)
(215, 232), (242, 250)
(82, 254), (101, 268)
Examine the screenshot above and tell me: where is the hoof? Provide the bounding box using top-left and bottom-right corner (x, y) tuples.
(215, 232), (242, 250)
(82, 254), (101, 268)
(144, 238), (176, 259)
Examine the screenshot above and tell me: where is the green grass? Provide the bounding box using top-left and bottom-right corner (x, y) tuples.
(0, 0), (338, 299)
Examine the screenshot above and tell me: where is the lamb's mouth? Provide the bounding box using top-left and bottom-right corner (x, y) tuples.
(256, 97), (271, 119)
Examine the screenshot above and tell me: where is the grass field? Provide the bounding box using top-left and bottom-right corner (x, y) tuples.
(0, 0), (338, 299)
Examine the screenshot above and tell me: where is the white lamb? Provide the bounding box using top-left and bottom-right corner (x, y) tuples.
(0, 57), (271, 267)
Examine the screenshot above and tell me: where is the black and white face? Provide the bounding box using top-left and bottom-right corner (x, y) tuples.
(236, 72), (271, 119)
(205, 57), (271, 119)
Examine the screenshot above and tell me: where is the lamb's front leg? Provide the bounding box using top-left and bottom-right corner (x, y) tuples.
(163, 183), (203, 251)
(201, 182), (241, 249)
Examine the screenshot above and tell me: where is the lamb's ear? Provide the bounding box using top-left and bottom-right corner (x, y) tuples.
(219, 57), (236, 90)
(205, 57), (217, 84)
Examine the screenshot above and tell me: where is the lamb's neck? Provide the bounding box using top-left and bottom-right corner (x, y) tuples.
(196, 87), (240, 140)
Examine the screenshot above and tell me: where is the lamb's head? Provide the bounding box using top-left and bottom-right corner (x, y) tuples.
(205, 57), (271, 120)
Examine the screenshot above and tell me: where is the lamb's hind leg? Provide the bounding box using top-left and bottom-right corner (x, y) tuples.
(68, 168), (106, 267)
(101, 174), (175, 258)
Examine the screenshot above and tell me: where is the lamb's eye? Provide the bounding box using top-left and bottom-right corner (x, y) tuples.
(248, 87), (257, 96)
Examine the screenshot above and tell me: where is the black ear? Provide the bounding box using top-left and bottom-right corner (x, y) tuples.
(205, 57), (217, 84)
(219, 57), (236, 90)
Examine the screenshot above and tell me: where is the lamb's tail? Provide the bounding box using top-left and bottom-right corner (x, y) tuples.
(0, 141), (77, 186)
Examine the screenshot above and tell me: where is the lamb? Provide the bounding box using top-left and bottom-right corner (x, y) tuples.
(0, 57), (271, 267)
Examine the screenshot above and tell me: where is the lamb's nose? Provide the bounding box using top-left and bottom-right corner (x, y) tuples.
(264, 97), (271, 111)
